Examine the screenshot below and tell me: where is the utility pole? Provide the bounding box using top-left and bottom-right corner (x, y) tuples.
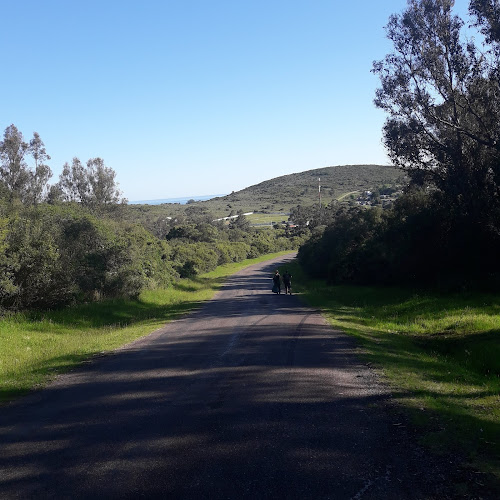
(318, 177), (322, 223)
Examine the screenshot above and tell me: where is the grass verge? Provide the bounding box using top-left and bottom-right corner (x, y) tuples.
(0, 251), (293, 405)
(285, 262), (500, 482)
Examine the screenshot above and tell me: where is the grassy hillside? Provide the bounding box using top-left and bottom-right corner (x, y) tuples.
(212, 164), (404, 213)
(124, 164), (405, 226)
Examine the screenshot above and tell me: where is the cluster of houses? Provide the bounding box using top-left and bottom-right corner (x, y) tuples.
(356, 190), (402, 208)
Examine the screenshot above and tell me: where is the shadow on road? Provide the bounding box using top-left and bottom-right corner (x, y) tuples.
(0, 256), (492, 498)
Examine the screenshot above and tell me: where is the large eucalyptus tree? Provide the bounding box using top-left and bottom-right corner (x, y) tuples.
(57, 157), (126, 209)
(373, 0), (500, 227)
(0, 125), (52, 205)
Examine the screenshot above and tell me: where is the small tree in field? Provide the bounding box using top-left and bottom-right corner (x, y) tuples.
(230, 210), (250, 231)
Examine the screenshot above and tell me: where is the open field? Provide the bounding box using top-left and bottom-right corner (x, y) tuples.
(246, 213), (289, 225)
(0, 251), (293, 405)
(285, 262), (500, 483)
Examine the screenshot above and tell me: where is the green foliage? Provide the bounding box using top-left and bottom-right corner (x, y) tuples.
(0, 251), (291, 403)
(372, 0), (500, 275)
(0, 125), (52, 205)
(301, 1), (500, 290)
(215, 241), (251, 265)
(57, 157), (126, 209)
(0, 121), (172, 312)
(171, 241), (220, 275)
(229, 211), (250, 230)
(0, 216), (16, 306)
(299, 188), (500, 288)
(0, 204), (176, 310)
(0, 166), (305, 313)
(162, 213), (306, 279)
(3, 212), (63, 309)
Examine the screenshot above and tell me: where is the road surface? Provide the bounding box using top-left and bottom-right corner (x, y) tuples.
(0, 254), (486, 498)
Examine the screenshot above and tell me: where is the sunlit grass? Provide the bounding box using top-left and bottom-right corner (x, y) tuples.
(0, 251), (293, 404)
(288, 262), (500, 480)
(246, 213), (288, 225)
(336, 190), (361, 201)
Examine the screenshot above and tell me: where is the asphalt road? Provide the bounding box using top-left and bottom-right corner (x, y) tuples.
(0, 254), (488, 499)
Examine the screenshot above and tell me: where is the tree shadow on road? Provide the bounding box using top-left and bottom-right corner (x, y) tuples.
(1, 257), (497, 498)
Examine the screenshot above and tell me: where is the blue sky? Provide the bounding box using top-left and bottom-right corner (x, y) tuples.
(1, 0), (470, 201)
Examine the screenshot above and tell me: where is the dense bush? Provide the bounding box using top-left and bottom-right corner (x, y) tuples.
(300, 0), (500, 291)
(0, 121), (308, 311)
(167, 222), (307, 277)
(298, 188), (500, 289)
(0, 196), (306, 311)
(0, 204), (175, 310)
(216, 241), (251, 265)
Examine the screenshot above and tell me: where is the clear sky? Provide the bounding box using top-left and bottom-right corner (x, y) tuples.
(0, 0), (470, 201)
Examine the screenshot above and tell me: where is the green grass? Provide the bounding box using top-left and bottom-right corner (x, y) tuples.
(287, 262), (500, 481)
(336, 190), (361, 201)
(123, 165), (404, 220)
(246, 213), (289, 225)
(0, 251), (293, 405)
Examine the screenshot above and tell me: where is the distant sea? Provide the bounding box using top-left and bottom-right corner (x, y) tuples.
(129, 194), (227, 205)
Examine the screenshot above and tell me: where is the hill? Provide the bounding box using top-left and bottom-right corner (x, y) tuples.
(123, 164), (405, 228)
(207, 164), (405, 214)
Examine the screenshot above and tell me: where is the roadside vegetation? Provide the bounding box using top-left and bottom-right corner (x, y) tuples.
(300, 0), (500, 291)
(0, 251), (293, 404)
(1, 0), (499, 487)
(288, 262), (500, 481)
(291, 0), (500, 485)
(0, 125), (306, 311)
(0, 123), (306, 403)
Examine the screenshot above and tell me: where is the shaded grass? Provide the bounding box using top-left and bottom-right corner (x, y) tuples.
(287, 262), (500, 481)
(0, 251), (293, 404)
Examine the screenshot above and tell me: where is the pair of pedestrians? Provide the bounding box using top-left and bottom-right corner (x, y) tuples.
(272, 270), (292, 295)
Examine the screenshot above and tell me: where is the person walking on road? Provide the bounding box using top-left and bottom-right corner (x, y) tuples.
(272, 270), (281, 294)
(283, 270), (292, 295)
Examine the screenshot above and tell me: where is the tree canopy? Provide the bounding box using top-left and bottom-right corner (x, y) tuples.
(372, 0), (500, 226)
(300, 1), (500, 288)
(57, 157), (127, 208)
(0, 125), (52, 205)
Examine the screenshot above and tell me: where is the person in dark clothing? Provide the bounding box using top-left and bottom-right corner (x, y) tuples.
(283, 270), (292, 295)
(272, 270), (281, 294)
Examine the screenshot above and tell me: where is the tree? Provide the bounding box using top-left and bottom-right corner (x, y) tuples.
(87, 157), (126, 207)
(57, 157), (126, 209)
(27, 132), (52, 205)
(372, 0), (500, 225)
(0, 125), (52, 205)
(0, 125), (30, 201)
(229, 210), (250, 231)
(58, 157), (90, 204)
(470, 0), (500, 44)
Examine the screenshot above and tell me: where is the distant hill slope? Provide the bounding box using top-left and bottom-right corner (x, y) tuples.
(202, 164), (405, 215)
(124, 164), (405, 227)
